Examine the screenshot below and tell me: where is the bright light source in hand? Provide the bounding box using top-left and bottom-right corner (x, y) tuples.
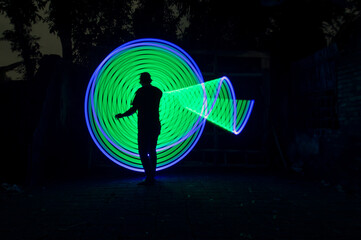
(85, 38), (254, 172)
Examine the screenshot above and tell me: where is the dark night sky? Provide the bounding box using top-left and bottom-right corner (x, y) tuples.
(0, 0), (282, 67)
(0, 9), (62, 80)
(0, 0), (358, 79)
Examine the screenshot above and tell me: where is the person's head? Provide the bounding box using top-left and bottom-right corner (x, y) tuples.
(140, 72), (152, 86)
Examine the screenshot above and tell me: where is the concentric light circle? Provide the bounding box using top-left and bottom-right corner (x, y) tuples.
(85, 38), (207, 172)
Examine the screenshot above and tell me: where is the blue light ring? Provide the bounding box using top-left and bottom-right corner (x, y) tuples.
(234, 100), (254, 135)
(85, 39), (209, 172)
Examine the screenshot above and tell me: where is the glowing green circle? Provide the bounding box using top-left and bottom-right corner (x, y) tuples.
(85, 39), (206, 172)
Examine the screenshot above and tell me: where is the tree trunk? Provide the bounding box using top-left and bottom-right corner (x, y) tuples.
(59, 27), (72, 62)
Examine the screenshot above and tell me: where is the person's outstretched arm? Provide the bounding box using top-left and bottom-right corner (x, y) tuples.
(115, 106), (137, 119)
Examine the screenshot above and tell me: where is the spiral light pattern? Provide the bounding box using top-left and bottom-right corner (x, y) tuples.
(173, 76), (254, 135)
(85, 38), (254, 172)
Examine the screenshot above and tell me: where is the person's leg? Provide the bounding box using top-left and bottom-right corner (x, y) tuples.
(147, 133), (159, 181)
(138, 133), (151, 179)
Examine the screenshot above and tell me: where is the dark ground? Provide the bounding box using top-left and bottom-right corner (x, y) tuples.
(1, 163), (361, 240)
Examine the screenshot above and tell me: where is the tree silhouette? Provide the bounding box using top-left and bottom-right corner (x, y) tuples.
(71, 0), (133, 64)
(36, 0), (134, 65)
(0, 0), (42, 80)
(36, 0), (73, 61)
(133, 0), (178, 41)
(38, 0), (190, 65)
(3, 0), (355, 78)
(177, 0), (269, 51)
(321, 0), (360, 46)
(261, 0), (359, 59)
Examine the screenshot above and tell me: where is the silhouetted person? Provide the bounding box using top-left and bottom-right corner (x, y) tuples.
(115, 72), (162, 185)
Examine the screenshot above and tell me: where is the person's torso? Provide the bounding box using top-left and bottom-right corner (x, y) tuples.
(133, 85), (162, 130)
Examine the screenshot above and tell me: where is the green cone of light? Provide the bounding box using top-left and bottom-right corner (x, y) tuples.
(169, 77), (254, 134)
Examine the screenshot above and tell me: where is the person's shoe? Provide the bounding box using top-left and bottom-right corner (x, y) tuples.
(147, 178), (156, 185)
(137, 178), (155, 186)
